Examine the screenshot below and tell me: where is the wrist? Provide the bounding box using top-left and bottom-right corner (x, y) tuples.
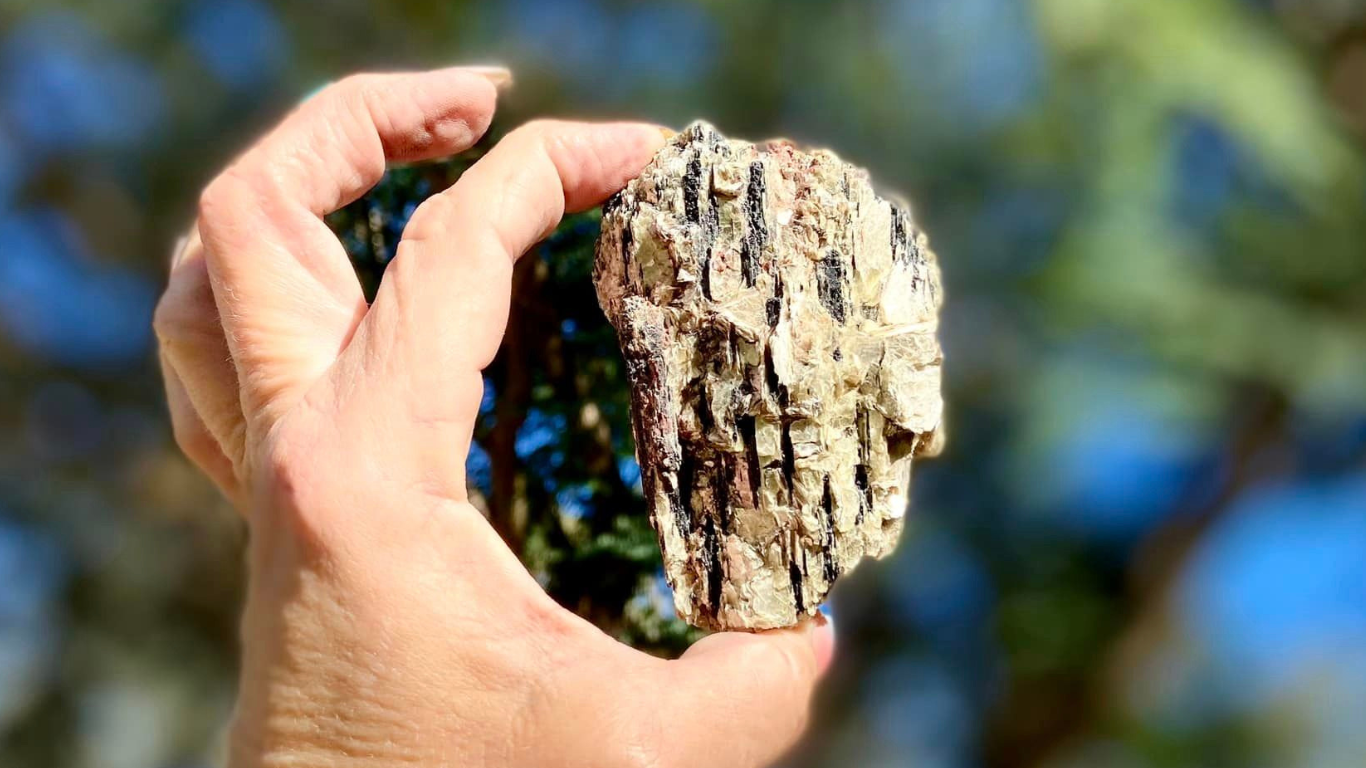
(226, 552), (428, 768)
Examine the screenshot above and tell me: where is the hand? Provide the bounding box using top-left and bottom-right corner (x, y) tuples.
(153, 66), (835, 768)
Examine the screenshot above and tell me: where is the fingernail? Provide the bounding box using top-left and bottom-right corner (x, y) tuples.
(462, 65), (514, 90)
(657, 126), (679, 141)
(818, 603), (836, 621)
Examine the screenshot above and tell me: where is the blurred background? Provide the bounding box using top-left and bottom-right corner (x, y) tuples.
(3, 0), (1366, 766)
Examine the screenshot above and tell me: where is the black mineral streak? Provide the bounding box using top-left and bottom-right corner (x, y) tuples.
(714, 460), (732, 533)
(684, 153), (703, 225)
(891, 204), (909, 264)
(740, 160), (768, 287)
(706, 173), (721, 238)
(696, 321), (728, 373)
(765, 297), (781, 329)
(821, 475), (839, 584)
(687, 154), (724, 301)
(764, 346), (789, 408)
(853, 464), (870, 526)
(789, 560), (806, 614)
(678, 451), (696, 527)
(817, 249), (848, 323)
(602, 191), (622, 217)
(855, 408), (873, 525)
(739, 415), (762, 508)
(740, 240), (758, 288)
(667, 476), (689, 542)
(695, 382), (715, 436)
(781, 420), (797, 500)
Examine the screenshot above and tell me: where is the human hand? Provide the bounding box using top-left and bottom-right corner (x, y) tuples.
(153, 66), (835, 768)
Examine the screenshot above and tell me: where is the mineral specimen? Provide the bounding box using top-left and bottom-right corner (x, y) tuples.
(594, 122), (944, 630)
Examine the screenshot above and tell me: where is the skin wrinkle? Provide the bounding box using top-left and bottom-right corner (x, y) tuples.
(234, 207), (357, 312)
(162, 354), (242, 498)
(481, 153), (562, 258)
(159, 332), (236, 412)
(329, 98), (388, 207)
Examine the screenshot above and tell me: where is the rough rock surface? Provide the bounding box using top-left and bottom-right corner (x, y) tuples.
(594, 122), (944, 630)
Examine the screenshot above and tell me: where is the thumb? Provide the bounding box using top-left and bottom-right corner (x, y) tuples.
(659, 618), (836, 768)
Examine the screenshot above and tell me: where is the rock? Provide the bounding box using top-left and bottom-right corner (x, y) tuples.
(594, 122), (944, 630)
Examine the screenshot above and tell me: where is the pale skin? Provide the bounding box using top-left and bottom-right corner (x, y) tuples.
(153, 66), (835, 768)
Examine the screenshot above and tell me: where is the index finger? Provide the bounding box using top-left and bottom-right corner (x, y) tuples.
(194, 67), (508, 425)
(326, 120), (665, 479)
(361, 119), (666, 373)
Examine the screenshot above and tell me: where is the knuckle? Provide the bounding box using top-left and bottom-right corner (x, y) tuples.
(170, 412), (218, 467)
(196, 166), (251, 233)
(260, 443), (321, 540)
(330, 74), (381, 124)
(318, 74), (384, 128)
(513, 117), (553, 136)
(400, 190), (457, 245)
(151, 281), (206, 347)
(330, 72), (381, 101)
(151, 294), (178, 343)
(195, 178), (228, 230)
(327, 75), (389, 186)
(154, 240), (216, 346)
(508, 118), (564, 148)
(256, 422), (345, 554)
